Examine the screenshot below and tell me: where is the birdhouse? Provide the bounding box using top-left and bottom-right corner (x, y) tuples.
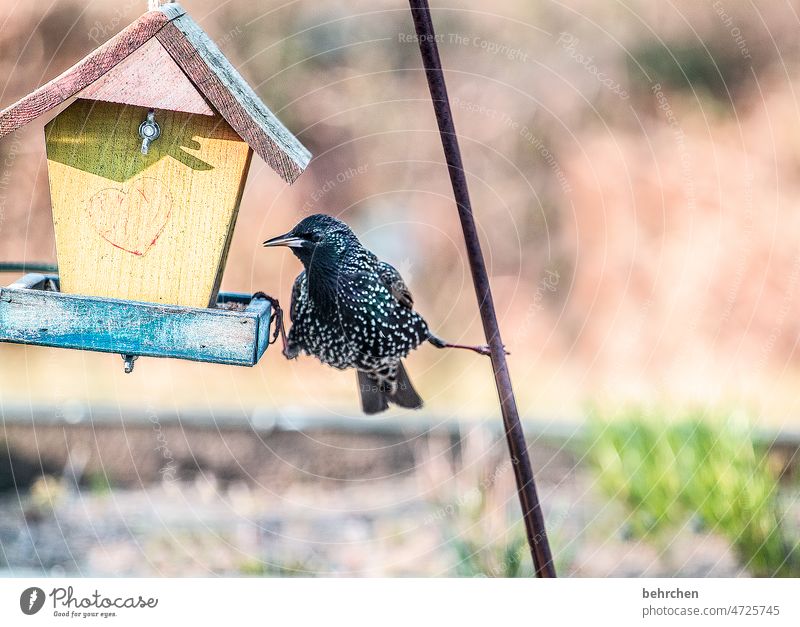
(0, 2), (309, 308)
(0, 3), (310, 369)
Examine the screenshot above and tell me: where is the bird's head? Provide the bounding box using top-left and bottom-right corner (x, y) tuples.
(263, 213), (360, 268)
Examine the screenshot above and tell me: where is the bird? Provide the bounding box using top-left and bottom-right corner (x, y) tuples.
(263, 213), (494, 414)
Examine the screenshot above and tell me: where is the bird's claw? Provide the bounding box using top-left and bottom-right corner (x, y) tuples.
(474, 344), (511, 357)
(254, 292), (293, 359)
(428, 334), (509, 356)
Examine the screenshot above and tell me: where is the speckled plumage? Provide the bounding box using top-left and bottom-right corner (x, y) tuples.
(266, 214), (430, 413)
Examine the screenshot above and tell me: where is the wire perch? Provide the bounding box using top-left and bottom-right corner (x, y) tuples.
(408, 0), (556, 577)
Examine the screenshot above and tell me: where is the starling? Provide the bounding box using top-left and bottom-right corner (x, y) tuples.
(263, 214), (492, 414)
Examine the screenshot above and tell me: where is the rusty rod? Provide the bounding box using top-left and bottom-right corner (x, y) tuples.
(407, 0), (556, 577)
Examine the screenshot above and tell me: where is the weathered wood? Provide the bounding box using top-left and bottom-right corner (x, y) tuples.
(46, 99), (251, 307)
(158, 3), (186, 21)
(0, 2), (310, 184)
(78, 38), (214, 116)
(209, 147), (253, 306)
(7, 273), (47, 289)
(0, 10), (179, 138)
(0, 278), (271, 366)
(249, 295), (273, 360)
(156, 13), (311, 183)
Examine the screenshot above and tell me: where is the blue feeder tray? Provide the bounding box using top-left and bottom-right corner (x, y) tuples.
(0, 274), (273, 368)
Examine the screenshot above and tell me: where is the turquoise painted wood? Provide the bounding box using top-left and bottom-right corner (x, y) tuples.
(0, 275), (271, 366)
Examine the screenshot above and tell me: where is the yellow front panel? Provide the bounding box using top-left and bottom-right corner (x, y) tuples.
(45, 99), (251, 307)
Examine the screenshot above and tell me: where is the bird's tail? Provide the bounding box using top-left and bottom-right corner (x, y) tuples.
(357, 361), (423, 414)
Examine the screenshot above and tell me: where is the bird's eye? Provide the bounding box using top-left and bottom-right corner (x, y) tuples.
(309, 232), (323, 243)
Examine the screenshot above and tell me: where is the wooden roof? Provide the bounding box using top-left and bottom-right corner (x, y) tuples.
(0, 3), (310, 183)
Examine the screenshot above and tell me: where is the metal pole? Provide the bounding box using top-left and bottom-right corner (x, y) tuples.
(407, 0), (556, 577)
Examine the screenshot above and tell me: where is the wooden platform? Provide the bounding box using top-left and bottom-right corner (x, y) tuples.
(0, 274), (272, 366)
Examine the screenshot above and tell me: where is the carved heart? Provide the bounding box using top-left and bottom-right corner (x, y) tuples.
(86, 177), (172, 256)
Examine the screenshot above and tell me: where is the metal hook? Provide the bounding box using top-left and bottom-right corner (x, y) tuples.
(121, 354), (138, 373)
(138, 109), (160, 155)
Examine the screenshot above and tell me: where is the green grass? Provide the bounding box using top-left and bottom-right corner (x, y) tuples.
(585, 408), (800, 576)
(239, 558), (317, 577)
(446, 507), (534, 578)
(86, 472), (112, 496)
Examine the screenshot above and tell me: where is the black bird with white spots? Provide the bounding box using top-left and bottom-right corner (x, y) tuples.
(263, 214), (491, 414)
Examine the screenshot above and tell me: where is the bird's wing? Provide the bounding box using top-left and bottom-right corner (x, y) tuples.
(290, 271), (305, 321)
(376, 260), (414, 309)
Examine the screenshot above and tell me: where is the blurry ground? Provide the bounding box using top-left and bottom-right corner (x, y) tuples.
(0, 415), (779, 577)
(0, 477), (745, 577)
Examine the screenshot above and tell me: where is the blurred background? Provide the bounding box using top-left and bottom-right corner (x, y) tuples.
(0, 0), (799, 576)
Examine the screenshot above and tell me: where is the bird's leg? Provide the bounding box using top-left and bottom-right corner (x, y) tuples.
(427, 333), (509, 356)
(254, 292), (295, 359)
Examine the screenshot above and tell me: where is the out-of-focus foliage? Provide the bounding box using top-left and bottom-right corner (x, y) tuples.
(420, 427), (574, 577)
(586, 409), (800, 576)
(443, 486), (533, 578)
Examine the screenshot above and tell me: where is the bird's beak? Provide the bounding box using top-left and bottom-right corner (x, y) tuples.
(262, 232), (306, 248)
